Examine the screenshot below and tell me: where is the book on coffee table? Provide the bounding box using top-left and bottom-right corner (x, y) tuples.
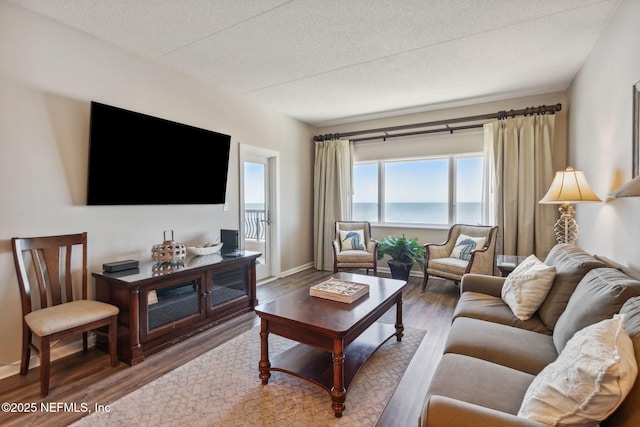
(309, 278), (369, 303)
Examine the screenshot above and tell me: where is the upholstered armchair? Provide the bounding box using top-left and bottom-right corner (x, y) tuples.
(332, 221), (378, 275)
(422, 224), (498, 291)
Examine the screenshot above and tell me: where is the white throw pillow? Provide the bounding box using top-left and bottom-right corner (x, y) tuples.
(518, 315), (638, 426)
(501, 255), (556, 321)
(339, 229), (365, 251)
(450, 234), (486, 261)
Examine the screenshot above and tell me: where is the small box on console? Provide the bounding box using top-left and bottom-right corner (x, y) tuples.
(103, 259), (139, 273)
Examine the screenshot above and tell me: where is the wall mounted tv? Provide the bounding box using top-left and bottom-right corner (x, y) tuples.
(87, 101), (231, 205)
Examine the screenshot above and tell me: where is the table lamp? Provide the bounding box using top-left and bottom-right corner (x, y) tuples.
(539, 167), (601, 244)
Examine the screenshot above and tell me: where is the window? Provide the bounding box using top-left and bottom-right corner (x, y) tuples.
(352, 163), (378, 222)
(352, 154), (484, 226)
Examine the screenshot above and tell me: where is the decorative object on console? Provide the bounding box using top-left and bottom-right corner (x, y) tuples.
(151, 230), (186, 264)
(539, 167), (601, 244)
(187, 242), (223, 256)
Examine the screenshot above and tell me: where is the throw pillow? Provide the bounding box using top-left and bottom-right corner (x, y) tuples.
(518, 315), (638, 426)
(339, 229), (365, 251)
(450, 234), (486, 261)
(501, 255), (556, 321)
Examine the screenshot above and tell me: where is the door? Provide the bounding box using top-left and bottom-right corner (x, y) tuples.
(240, 144), (279, 281)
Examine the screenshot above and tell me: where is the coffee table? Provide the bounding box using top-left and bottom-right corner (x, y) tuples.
(255, 272), (407, 417)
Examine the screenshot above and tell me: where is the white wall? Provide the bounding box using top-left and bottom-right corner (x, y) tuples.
(0, 3), (314, 372)
(568, 0), (640, 270)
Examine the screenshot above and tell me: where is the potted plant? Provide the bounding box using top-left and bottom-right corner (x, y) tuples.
(377, 234), (426, 281)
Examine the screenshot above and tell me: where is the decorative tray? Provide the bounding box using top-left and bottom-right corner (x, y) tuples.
(309, 278), (369, 303)
(187, 243), (223, 256)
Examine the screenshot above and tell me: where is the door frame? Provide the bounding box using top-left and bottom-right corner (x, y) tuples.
(239, 143), (280, 281)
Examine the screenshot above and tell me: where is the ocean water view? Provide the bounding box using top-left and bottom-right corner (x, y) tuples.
(353, 202), (481, 224)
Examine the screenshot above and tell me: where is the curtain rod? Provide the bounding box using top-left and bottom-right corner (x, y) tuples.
(313, 103), (562, 143)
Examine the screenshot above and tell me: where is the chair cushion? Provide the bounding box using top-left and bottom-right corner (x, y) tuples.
(537, 244), (606, 330)
(501, 255), (556, 321)
(25, 300), (119, 336)
(339, 229), (365, 251)
(553, 267), (640, 353)
(427, 257), (468, 275)
(518, 315), (637, 426)
(336, 249), (373, 264)
(450, 234), (486, 261)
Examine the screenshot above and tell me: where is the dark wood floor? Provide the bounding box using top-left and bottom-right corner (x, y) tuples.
(0, 269), (459, 427)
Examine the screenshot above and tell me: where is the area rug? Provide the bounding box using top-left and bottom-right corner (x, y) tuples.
(72, 324), (426, 427)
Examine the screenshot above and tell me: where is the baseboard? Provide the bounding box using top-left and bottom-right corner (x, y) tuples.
(0, 336), (93, 380)
(278, 262), (314, 278)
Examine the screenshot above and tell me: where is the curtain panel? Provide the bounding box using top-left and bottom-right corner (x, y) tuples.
(483, 115), (557, 258)
(313, 139), (353, 271)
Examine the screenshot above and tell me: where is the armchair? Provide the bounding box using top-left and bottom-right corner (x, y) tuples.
(332, 221), (378, 275)
(422, 224), (498, 291)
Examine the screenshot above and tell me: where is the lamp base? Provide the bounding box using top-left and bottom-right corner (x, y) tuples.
(553, 204), (578, 244)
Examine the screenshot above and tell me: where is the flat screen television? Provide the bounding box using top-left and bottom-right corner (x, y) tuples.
(87, 102), (231, 205)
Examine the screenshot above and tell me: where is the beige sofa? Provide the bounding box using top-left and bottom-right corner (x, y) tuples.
(420, 244), (640, 427)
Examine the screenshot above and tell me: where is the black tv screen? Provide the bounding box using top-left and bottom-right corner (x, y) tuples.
(87, 102), (231, 205)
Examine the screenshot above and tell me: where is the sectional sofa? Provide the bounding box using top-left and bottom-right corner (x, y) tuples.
(420, 244), (640, 427)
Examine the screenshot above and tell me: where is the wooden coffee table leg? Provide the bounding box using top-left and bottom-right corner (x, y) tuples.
(395, 295), (404, 342)
(330, 340), (346, 417)
(258, 319), (271, 384)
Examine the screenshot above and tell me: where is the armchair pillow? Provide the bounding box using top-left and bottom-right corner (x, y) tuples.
(518, 314), (637, 426)
(450, 234), (486, 261)
(339, 229), (365, 251)
(501, 255), (556, 321)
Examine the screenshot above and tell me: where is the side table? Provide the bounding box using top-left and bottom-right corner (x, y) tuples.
(496, 255), (528, 277)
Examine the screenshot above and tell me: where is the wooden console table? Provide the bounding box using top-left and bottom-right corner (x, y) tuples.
(94, 251), (260, 365)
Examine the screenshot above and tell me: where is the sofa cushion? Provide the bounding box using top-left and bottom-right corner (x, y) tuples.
(444, 317), (558, 375)
(518, 315), (637, 426)
(537, 244), (606, 330)
(501, 255), (556, 321)
(453, 291), (551, 335)
(427, 353), (535, 416)
(602, 296), (640, 427)
(553, 268), (640, 353)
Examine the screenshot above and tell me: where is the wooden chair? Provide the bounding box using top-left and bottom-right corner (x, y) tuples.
(332, 221), (378, 275)
(11, 232), (119, 397)
(422, 224), (498, 291)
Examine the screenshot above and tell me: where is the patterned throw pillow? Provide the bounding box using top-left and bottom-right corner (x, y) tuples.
(518, 315), (637, 425)
(339, 229), (365, 251)
(450, 234), (486, 261)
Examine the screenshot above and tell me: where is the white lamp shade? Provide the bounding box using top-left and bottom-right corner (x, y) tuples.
(539, 167), (601, 204)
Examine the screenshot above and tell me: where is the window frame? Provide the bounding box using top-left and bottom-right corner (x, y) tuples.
(352, 152), (484, 228)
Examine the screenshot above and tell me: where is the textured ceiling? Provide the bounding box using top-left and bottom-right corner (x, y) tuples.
(7, 0), (622, 126)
